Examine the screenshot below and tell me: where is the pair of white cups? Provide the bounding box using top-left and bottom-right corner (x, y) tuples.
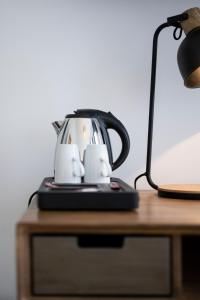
(54, 144), (112, 184)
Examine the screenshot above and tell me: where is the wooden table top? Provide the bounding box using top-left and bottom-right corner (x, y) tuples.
(17, 191), (200, 234)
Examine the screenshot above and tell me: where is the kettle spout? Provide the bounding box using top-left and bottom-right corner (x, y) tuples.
(52, 121), (64, 135)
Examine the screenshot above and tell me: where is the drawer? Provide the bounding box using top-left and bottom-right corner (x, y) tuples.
(31, 235), (171, 297)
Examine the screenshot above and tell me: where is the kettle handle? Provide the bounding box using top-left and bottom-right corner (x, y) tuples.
(101, 112), (130, 171)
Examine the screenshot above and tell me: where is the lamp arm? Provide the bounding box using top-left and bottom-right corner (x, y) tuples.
(134, 23), (170, 189)
(144, 23), (170, 190)
(134, 13), (188, 190)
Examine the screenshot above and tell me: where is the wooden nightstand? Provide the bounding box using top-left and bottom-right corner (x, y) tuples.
(16, 191), (200, 300)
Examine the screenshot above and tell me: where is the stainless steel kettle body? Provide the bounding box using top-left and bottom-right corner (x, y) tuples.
(53, 109), (130, 171)
(53, 117), (104, 161)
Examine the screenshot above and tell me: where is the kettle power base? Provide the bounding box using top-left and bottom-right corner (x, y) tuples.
(38, 177), (139, 211)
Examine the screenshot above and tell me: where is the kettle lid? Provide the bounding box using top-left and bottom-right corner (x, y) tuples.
(65, 109), (108, 118)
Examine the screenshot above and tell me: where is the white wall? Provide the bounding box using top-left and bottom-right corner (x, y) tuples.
(0, 0), (200, 298)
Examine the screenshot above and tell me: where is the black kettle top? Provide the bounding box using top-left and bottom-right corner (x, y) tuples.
(65, 109), (112, 118)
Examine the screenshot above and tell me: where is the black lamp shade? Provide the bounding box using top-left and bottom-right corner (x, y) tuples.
(177, 26), (200, 88)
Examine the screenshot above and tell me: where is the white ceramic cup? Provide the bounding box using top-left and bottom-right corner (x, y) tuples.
(84, 144), (112, 184)
(54, 144), (85, 184)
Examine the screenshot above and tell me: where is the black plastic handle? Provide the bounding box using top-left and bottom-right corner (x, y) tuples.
(100, 112), (130, 171)
(77, 235), (124, 248)
(74, 109), (130, 171)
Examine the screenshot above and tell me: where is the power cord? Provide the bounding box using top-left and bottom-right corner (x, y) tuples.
(28, 191), (38, 207)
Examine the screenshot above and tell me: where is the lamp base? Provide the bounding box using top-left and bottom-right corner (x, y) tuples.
(158, 184), (200, 200)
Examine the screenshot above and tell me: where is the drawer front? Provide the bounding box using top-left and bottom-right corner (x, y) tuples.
(31, 235), (171, 297)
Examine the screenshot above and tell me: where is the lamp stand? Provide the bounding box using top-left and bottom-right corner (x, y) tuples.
(135, 11), (200, 199)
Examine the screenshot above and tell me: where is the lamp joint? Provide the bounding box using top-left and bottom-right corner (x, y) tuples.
(167, 13), (188, 27)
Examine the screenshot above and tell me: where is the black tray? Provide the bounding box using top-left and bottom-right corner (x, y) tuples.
(38, 177), (139, 211)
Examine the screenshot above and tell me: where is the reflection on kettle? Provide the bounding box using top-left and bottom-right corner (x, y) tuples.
(52, 109), (130, 171)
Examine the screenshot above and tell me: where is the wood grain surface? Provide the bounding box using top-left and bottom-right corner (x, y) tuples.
(181, 7), (200, 34)
(16, 191), (200, 300)
(32, 236), (170, 296)
(18, 190), (200, 235)
(159, 184), (200, 194)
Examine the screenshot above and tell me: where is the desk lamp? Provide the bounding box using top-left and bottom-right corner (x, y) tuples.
(135, 7), (200, 199)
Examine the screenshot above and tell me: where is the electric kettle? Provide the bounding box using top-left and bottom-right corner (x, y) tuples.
(52, 109), (130, 170)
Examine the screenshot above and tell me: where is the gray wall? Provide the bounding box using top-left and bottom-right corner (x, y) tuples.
(0, 0), (200, 299)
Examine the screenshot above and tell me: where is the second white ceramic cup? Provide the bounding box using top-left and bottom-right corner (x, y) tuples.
(54, 144), (84, 184)
(84, 144), (112, 184)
